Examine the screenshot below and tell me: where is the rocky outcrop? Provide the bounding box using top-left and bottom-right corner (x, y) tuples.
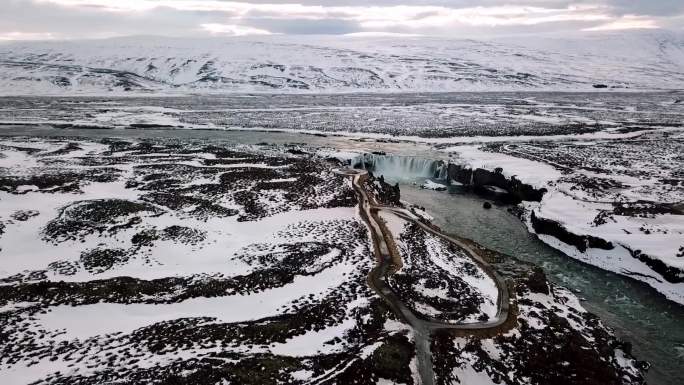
(363, 172), (401, 207)
(526, 266), (550, 295)
(627, 247), (684, 284)
(530, 211), (614, 253)
(447, 164), (473, 186)
(447, 163), (547, 203)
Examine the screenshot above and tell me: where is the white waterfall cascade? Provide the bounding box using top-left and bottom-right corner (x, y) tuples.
(352, 153), (447, 182)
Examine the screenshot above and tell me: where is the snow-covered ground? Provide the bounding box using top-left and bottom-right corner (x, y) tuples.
(2, 92), (682, 142)
(0, 136), (647, 384)
(443, 131), (684, 305)
(0, 137), (407, 384)
(434, 283), (644, 385)
(1, 30), (683, 95)
(379, 210), (500, 323)
(0, 25), (677, 380)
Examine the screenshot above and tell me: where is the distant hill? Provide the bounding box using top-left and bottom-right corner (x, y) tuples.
(1, 30), (683, 95)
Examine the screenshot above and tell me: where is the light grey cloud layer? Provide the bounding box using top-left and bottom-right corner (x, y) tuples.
(1, 0), (683, 40)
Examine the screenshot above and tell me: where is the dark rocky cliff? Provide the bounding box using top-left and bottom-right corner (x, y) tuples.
(447, 163), (546, 203)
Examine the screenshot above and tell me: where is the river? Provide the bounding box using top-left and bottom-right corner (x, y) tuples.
(399, 184), (684, 385)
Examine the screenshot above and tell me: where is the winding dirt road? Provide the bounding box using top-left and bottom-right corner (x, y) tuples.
(335, 168), (516, 385)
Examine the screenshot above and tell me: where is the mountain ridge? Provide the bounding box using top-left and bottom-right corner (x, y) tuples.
(1, 30), (683, 95)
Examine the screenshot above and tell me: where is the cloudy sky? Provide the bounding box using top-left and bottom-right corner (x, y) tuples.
(2, 0), (683, 40)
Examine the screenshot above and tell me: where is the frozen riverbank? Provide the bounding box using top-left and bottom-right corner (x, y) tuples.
(439, 136), (684, 306)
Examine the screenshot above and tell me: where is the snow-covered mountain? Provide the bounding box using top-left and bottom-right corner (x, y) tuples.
(0, 30), (683, 95)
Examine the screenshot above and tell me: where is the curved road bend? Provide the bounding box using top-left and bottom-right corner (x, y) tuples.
(335, 168), (515, 385)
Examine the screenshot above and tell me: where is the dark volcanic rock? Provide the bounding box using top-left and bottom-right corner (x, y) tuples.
(530, 211), (614, 253)
(473, 168), (508, 191)
(627, 247), (684, 283)
(364, 173), (401, 206)
(370, 334), (415, 384)
(446, 163), (546, 203)
(447, 163), (472, 185)
(10, 210), (39, 221)
(80, 248), (130, 274)
(526, 266), (550, 295)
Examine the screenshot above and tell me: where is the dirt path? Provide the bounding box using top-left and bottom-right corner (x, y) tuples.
(335, 168), (516, 384)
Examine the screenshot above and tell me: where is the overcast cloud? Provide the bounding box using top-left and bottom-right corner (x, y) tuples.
(1, 0), (683, 40)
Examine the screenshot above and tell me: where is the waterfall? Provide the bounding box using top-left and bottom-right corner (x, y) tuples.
(352, 154), (447, 182)
(436, 163), (449, 181)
